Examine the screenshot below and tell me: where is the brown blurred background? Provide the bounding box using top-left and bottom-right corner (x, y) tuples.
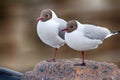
(0, 0), (120, 72)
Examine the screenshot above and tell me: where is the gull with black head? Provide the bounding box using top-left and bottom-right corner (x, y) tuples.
(62, 20), (120, 66)
(37, 9), (66, 62)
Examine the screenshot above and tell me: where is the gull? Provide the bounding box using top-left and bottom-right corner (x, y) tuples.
(62, 20), (120, 66)
(36, 9), (66, 62)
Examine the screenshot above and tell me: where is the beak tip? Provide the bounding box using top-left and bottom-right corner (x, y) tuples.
(62, 28), (68, 32)
(36, 17), (41, 22)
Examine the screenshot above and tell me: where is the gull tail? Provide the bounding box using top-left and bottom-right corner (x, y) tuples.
(111, 30), (120, 35)
(0, 67), (23, 80)
(105, 31), (120, 39)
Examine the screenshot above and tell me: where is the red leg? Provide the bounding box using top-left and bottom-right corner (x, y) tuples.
(81, 51), (86, 66)
(46, 48), (58, 62)
(53, 48), (58, 61)
(74, 51), (86, 66)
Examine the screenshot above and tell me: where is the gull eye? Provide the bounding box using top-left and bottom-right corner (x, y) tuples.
(45, 14), (49, 17)
(70, 26), (74, 28)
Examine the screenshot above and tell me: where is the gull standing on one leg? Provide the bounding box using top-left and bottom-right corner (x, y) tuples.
(37, 9), (67, 62)
(62, 20), (120, 66)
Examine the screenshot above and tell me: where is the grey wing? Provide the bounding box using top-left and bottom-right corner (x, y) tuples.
(56, 18), (67, 40)
(58, 29), (65, 39)
(83, 24), (110, 40)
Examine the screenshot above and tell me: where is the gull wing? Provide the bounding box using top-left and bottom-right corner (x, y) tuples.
(83, 24), (110, 40)
(55, 18), (67, 40)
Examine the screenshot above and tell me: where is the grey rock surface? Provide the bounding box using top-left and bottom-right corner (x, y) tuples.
(22, 58), (120, 80)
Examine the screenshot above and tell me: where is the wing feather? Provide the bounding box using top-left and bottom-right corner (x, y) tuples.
(55, 18), (67, 40)
(83, 24), (110, 40)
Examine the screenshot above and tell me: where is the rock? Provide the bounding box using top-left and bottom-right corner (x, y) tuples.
(0, 67), (23, 80)
(22, 58), (120, 80)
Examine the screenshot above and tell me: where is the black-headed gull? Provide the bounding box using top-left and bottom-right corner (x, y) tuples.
(62, 20), (120, 66)
(36, 9), (66, 62)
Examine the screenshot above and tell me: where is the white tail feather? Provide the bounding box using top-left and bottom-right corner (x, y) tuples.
(105, 31), (120, 39)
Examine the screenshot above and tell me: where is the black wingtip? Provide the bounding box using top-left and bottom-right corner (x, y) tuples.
(117, 31), (120, 33)
(112, 30), (120, 34)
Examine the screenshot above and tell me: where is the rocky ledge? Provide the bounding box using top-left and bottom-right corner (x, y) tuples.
(22, 58), (120, 80)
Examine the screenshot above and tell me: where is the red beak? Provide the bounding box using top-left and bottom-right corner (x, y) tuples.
(62, 28), (69, 32)
(36, 17), (43, 22)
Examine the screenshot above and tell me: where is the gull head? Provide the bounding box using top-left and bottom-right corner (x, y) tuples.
(62, 20), (78, 33)
(36, 9), (52, 22)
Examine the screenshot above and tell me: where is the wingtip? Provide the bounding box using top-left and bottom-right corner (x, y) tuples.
(117, 31), (120, 33)
(112, 30), (120, 34)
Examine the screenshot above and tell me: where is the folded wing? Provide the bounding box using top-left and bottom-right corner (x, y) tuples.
(83, 24), (110, 40)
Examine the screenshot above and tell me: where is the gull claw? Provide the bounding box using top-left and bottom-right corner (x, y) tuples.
(46, 58), (56, 62)
(74, 63), (86, 66)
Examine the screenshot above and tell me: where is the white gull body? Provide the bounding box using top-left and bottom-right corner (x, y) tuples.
(37, 9), (66, 48)
(65, 21), (113, 51)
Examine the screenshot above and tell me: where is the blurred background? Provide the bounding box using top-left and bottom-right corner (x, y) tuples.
(0, 0), (120, 72)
